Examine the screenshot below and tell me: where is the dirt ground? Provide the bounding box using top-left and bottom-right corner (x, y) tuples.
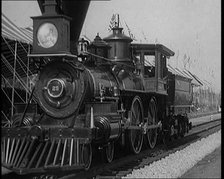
(180, 146), (221, 178)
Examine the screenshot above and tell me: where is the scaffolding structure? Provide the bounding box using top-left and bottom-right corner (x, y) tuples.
(1, 13), (37, 127)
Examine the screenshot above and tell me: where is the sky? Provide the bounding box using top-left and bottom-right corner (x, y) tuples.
(2, 0), (221, 92)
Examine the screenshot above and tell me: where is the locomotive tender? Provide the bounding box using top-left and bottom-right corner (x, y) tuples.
(1, 0), (192, 174)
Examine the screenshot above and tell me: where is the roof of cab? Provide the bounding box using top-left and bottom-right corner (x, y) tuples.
(131, 43), (175, 57)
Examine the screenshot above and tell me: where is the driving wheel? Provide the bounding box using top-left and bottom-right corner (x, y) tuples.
(146, 97), (158, 149)
(128, 96), (144, 154)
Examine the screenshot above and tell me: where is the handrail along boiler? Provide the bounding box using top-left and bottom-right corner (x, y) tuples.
(1, 0), (192, 174)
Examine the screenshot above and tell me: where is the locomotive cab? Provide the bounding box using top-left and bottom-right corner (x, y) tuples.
(131, 43), (174, 95)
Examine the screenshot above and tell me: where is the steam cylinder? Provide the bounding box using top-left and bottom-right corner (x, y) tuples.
(94, 116), (121, 142)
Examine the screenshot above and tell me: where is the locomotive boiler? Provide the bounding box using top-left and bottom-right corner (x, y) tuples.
(1, 0), (193, 175)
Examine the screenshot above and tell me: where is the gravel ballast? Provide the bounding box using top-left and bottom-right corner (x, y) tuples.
(123, 130), (221, 178)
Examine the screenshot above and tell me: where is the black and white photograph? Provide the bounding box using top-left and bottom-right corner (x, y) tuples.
(1, 0), (221, 178)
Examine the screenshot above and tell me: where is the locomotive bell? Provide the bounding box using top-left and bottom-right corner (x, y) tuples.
(31, 0), (71, 55)
(87, 33), (111, 64)
(89, 33), (111, 58)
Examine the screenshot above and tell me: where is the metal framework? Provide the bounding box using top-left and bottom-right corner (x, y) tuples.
(1, 36), (35, 127)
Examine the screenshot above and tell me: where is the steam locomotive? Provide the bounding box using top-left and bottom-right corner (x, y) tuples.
(1, 0), (192, 174)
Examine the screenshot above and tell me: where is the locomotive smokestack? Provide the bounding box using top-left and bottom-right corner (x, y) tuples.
(42, 0), (58, 15)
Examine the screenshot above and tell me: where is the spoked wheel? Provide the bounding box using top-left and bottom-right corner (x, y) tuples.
(180, 117), (189, 138)
(82, 143), (92, 170)
(2, 114), (23, 127)
(11, 115), (21, 127)
(163, 124), (175, 146)
(146, 98), (158, 149)
(178, 120), (185, 138)
(104, 141), (115, 163)
(1, 117), (12, 127)
(162, 131), (171, 146)
(128, 96), (144, 154)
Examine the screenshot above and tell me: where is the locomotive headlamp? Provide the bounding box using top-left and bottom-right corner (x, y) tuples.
(37, 23), (58, 48)
(47, 78), (65, 98)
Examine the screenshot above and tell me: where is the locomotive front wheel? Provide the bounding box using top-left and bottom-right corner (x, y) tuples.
(128, 96), (144, 154)
(104, 141), (115, 163)
(82, 143), (92, 170)
(146, 98), (158, 149)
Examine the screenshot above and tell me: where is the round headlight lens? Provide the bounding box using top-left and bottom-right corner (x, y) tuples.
(37, 23), (58, 48)
(47, 79), (65, 98)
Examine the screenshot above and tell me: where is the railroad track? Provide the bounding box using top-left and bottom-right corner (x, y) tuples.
(60, 117), (221, 179)
(2, 117), (221, 179)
